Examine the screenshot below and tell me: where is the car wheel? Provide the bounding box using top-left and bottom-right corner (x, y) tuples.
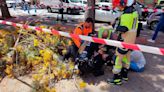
(47, 7), (52, 13)
(59, 8), (64, 14)
(67, 9), (72, 14)
(150, 21), (159, 30)
(76, 11), (80, 15)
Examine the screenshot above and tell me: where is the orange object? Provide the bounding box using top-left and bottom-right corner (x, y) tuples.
(112, 0), (128, 9)
(112, 0), (121, 9)
(72, 23), (92, 48)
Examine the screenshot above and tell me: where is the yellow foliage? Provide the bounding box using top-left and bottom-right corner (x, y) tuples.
(0, 29), (10, 37)
(32, 74), (43, 81)
(2, 56), (13, 64)
(16, 45), (23, 52)
(44, 87), (56, 92)
(49, 74), (55, 79)
(0, 26), (81, 91)
(50, 88), (56, 92)
(74, 70), (80, 75)
(63, 71), (71, 79)
(5, 65), (13, 78)
(33, 38), (39, 47)
(62, 49), (67, 55)
(40, 75), (49, 86)
(69, 62), (75, 70)
(43, 62), (50, 68)
(79, 81), (87, 89)
(40, 49), (53, 62)
(61, 64), (66, 70)
(38, 67), (47, 74)
(68, 40), (73, 46)
(51, 60), (58, 66)
(32, 60), (40, 66)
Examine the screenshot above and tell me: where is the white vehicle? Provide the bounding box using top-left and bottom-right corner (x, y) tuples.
(95, 9), (121, 23)
(40, 0), (82, 14)
(85, 2), (121, 23)
(6, 0), (22, 8)
(95, 2), (112, 10)
(79, 0), (87, 11)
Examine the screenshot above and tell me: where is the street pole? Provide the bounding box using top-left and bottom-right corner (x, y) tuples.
(0, 0), (12, 19)
(86, 0), (95, 32)
(34, 0), (37, 13)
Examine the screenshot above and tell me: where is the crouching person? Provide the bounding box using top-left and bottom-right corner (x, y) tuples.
(91, 28), (115, 76)
(75, 28), (115, 77)
(63, 18), (94, 61)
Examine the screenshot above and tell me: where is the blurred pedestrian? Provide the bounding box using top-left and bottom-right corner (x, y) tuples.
(148, 13), (164, 43)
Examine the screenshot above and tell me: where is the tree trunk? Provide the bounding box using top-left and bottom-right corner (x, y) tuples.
(86, 0), (95, 32)
(0, 0), (12, 19)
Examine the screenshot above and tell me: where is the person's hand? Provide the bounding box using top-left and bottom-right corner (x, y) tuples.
(102, 54), (109, 61)
(94, 51), (99, 57)
(89, 33), (97, 37)
(99, 45), (105, 49)
(98, 49), (104, 54)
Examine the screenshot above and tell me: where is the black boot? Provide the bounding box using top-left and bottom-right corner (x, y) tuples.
(107, 73), (122, 85)
(121, 68), (129, 81)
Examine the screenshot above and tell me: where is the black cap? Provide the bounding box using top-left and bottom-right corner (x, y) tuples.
(85, 17), (93, 23)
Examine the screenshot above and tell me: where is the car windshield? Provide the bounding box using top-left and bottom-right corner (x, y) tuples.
(83, 1), (87, 4)
(70, 0), (81, 3)
(79, 0), (87, 4)
(100, 0), (109, 2)
(160, 1), (164, 4)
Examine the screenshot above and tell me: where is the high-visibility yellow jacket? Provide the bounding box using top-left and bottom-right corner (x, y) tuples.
(120, 8), (139, 31)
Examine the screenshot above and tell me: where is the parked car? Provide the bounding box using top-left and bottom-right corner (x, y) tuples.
(6, 0), (22, 8)
(85, 2), (121, 23)
(147, 12), (162, 30)
(135, 2), (150, 21)
(40, 0), (82, 14)
(155, 0), (164, 9)
(158, 0), (164, 7)
(79, 0), (87, 11)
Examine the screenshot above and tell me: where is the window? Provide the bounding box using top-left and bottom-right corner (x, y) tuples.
(95, 4), (100, 9)
(63, 0), (69, 3)
(160, 1), (164, 4)
(70, 0), (80, 3)
(83, 1), (87, 4)
(102, 5), (110, 11)
(100, 0), (109, 2)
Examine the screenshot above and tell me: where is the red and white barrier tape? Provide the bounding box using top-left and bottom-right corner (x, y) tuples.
(43, 4), (164, 13)
(0, 20), (164, 56)
(142, 8), (164, 13)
